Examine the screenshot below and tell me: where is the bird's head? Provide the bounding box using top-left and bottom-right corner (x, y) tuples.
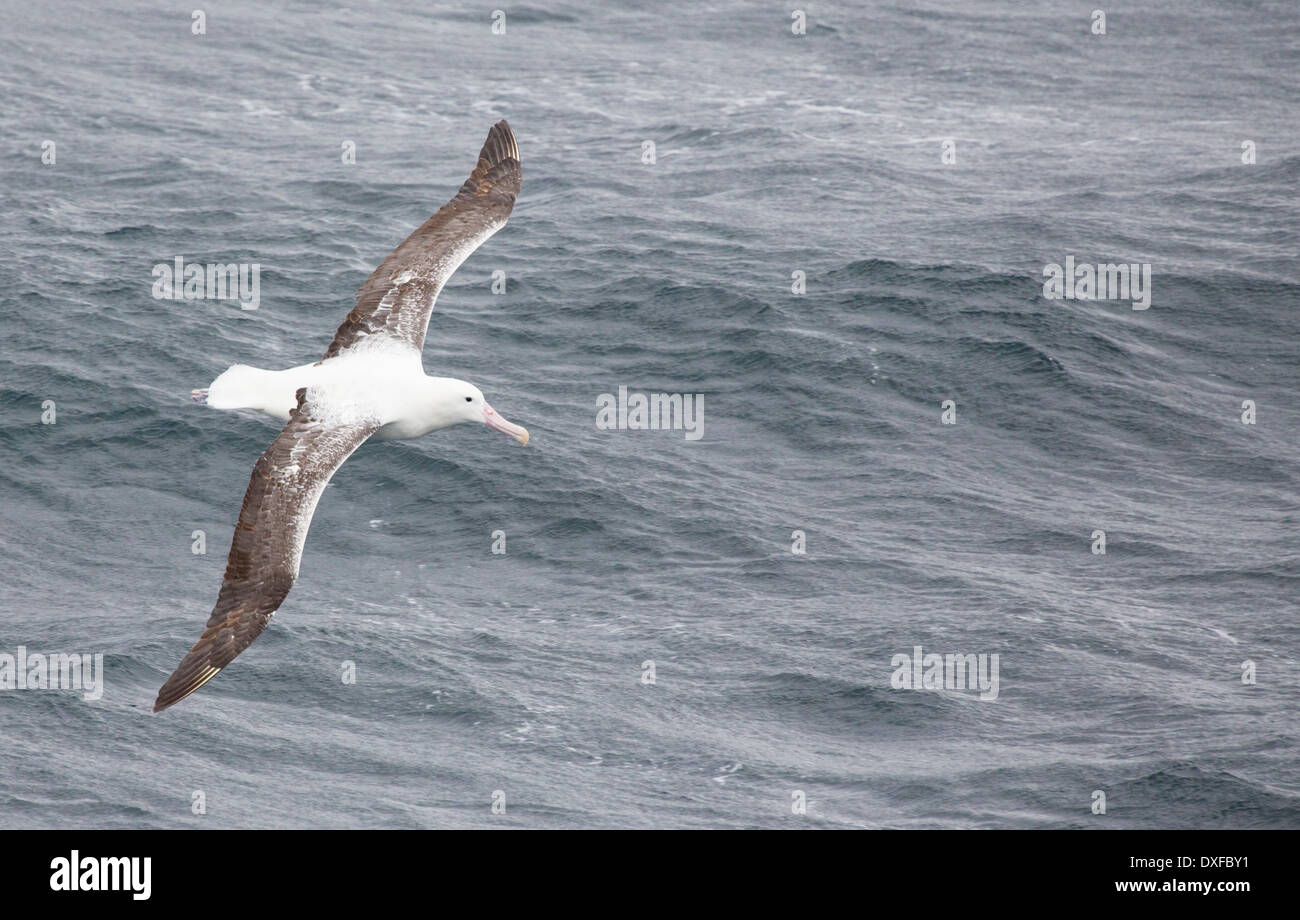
(433, 379), (529, 445)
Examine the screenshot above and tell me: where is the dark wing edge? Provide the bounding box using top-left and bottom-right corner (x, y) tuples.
(153, 388), (380, 712)
(322, 119), (522, 360)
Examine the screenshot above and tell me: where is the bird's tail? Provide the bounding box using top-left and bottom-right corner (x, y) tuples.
(203, 364), (298, 417)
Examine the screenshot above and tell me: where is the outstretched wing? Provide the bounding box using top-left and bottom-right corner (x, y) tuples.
(322, 119), (522, 361)
(154, 387), (381, 712)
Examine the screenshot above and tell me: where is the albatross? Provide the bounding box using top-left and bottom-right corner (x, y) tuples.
(154, 120), (527, 713)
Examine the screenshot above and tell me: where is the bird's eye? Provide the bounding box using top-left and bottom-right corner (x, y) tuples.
(465, 396), (473, 402)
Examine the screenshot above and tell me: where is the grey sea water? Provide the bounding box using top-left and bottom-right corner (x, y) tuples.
(0, 0), (1298, 829)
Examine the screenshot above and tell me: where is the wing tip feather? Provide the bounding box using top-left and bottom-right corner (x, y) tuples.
(483, 119), (520, 166)
(153, 664), (223, 713)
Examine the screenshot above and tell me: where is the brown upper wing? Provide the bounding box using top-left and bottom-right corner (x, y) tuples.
(154, 388), (380, 712)
(322, 119), (522, 360)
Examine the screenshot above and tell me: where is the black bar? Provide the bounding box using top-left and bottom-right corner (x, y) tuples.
(2, 830), (1275, 905)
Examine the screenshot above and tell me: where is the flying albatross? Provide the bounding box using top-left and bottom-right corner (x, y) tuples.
(154, 120), (527, 712)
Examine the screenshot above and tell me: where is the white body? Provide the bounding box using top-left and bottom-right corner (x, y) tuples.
(206, 349), (504, 441)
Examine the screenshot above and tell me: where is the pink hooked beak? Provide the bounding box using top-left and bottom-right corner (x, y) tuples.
(482, 402), (529, 445)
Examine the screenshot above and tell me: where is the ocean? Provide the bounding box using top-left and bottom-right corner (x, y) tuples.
(0, 0), (1297, 828)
